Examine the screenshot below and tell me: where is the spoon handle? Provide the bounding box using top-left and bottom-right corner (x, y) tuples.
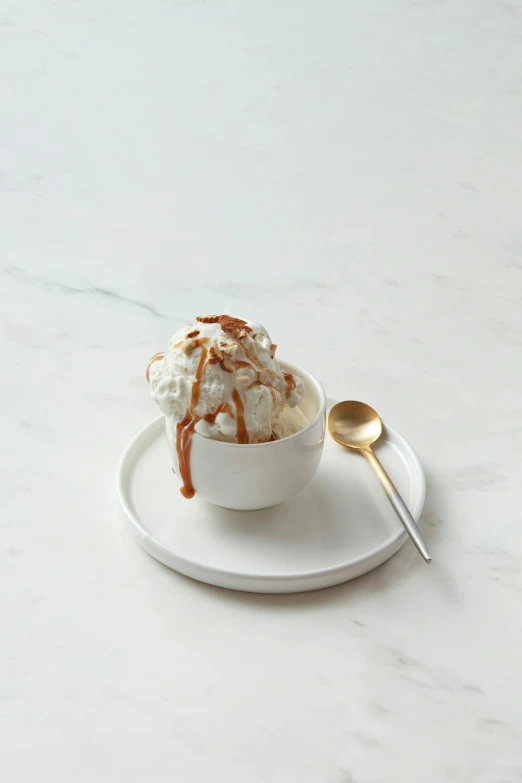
(362, 448), (432, 563)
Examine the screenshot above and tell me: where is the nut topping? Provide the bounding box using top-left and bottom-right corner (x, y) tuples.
(208, 344), (223, 364)
(283, 371), (296, 398)
(196, 315), (220, 323)
(222, 343), (239, 356)
(220, 356), (235, 373)
(219, 315), (252, 334)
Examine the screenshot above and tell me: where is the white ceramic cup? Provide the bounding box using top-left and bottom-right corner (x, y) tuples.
(164, 360), (326, 510)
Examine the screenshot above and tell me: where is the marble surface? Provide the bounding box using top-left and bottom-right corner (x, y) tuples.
(2, 1), (522, 780)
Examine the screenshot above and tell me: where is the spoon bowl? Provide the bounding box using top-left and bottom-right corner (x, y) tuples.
(329, 401), (383, 449)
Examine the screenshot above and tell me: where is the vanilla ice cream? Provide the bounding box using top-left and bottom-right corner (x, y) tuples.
(146, 314), (308, 498)
(272, 404), (309, 440)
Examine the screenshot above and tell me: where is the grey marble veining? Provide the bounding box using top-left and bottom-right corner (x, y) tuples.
(1, 1), (522, 781)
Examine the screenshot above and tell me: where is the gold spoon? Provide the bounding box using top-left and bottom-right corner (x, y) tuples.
(328, 401), (432, 563)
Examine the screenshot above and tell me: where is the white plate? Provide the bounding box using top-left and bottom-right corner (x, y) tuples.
(118, 412), (426, 593)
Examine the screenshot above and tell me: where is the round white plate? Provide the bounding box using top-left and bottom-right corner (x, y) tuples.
(118, 413), (425, 593)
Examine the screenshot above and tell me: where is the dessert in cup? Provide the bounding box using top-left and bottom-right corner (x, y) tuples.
(147, 315), (326, 510)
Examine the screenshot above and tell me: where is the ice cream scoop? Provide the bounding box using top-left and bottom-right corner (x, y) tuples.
(147, 315), (307, 498)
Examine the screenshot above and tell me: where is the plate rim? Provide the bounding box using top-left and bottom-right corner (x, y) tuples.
(117, 413), (426, 589)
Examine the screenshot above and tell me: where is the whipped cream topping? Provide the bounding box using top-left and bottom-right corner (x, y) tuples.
(148, 315), (304, 444)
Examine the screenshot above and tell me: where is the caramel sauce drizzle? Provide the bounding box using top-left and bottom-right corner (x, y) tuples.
(145, 352), (166, 383)
(190, 339), (209, 410)
(175, 339), (209, 499)
(203, 401), (235, 424)
(232, 388), (249, 444)
(283, 371), (296, 399)
(176, 411), (198, 499)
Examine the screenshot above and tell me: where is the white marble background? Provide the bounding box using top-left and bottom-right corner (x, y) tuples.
(1, 1), (522, 781)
